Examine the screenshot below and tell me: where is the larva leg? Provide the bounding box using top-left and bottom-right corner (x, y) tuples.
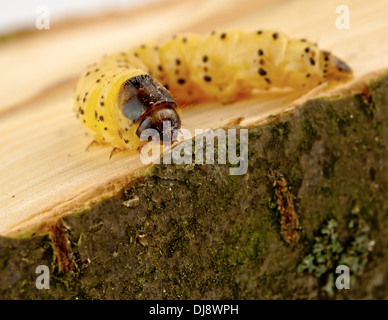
(109, 147), (123, 159)
(85, 140), (102, 151)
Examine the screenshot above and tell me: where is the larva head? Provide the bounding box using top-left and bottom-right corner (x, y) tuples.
(118, 74), (181, 142)
(320, 51), (353, 83)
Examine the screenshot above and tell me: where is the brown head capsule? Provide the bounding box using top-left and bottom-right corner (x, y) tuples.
(118, 74), (181, 141)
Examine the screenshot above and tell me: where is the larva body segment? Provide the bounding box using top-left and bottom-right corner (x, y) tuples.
(189, 30), (291, 101)
(74, 30), (352, 151)
(132, 34), (208, 105)
(75, 53), (149, 150)
(189, 30), (249, 102)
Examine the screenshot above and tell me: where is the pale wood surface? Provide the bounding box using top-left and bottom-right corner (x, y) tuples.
(1, 0), (388, 236)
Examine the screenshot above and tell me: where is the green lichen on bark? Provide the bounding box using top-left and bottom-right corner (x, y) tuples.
(298, 217), (373, 297)
(1, 73), (388, 299)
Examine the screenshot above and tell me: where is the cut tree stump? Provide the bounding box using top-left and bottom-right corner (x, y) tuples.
(1, 0), (388, 299)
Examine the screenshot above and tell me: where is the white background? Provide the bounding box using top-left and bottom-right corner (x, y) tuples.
(0, 0), (161, 35)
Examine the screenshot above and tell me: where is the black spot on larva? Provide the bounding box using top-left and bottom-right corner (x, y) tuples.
(258, 49), (264, 56)
(265, 78), (271, 84)
(80, 108), (84, 115)
(258, 68), (267, 76)
(257, 30), (263, 34)
(306, 73), (311, 78)
(310, 57), (315, 66)
(99, 115), (104, 121)
(83, 119), (86, 123)
(220, 32), (227, 39)
(305, 47), (310, 53)
(324, 55), (330, 61)
(176, 58), (181, 65)
(104, 127), (108, 131)
(95, 68), (99, 72)
(177, 78), (185, 85)
(203, 55), (208, 63)
(164, 84), (169, 90)
(323, 69), (327, 73)
(124, 139), (129, 144)
(94, 111), (98, 119)
(204, 75), (212, 82)
(83, 97), (86, 103)
(96, 79), (100, 83)
(85, 71), (90, 77)
(158, 65), (163, 71)
(272, 32), (279, 40)
(124, 128), (128, 131)
(101, 74), (105, 78)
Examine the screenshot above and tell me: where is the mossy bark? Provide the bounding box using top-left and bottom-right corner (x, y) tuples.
(1, 74), (388, 299)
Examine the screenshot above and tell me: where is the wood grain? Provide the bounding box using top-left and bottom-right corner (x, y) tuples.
(1, 0), (388, 235)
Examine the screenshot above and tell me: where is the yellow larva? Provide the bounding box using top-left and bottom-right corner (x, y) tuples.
(74, 30), (353, 151)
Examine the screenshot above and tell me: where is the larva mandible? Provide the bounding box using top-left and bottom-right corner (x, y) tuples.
(74, 30), (352, 151)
